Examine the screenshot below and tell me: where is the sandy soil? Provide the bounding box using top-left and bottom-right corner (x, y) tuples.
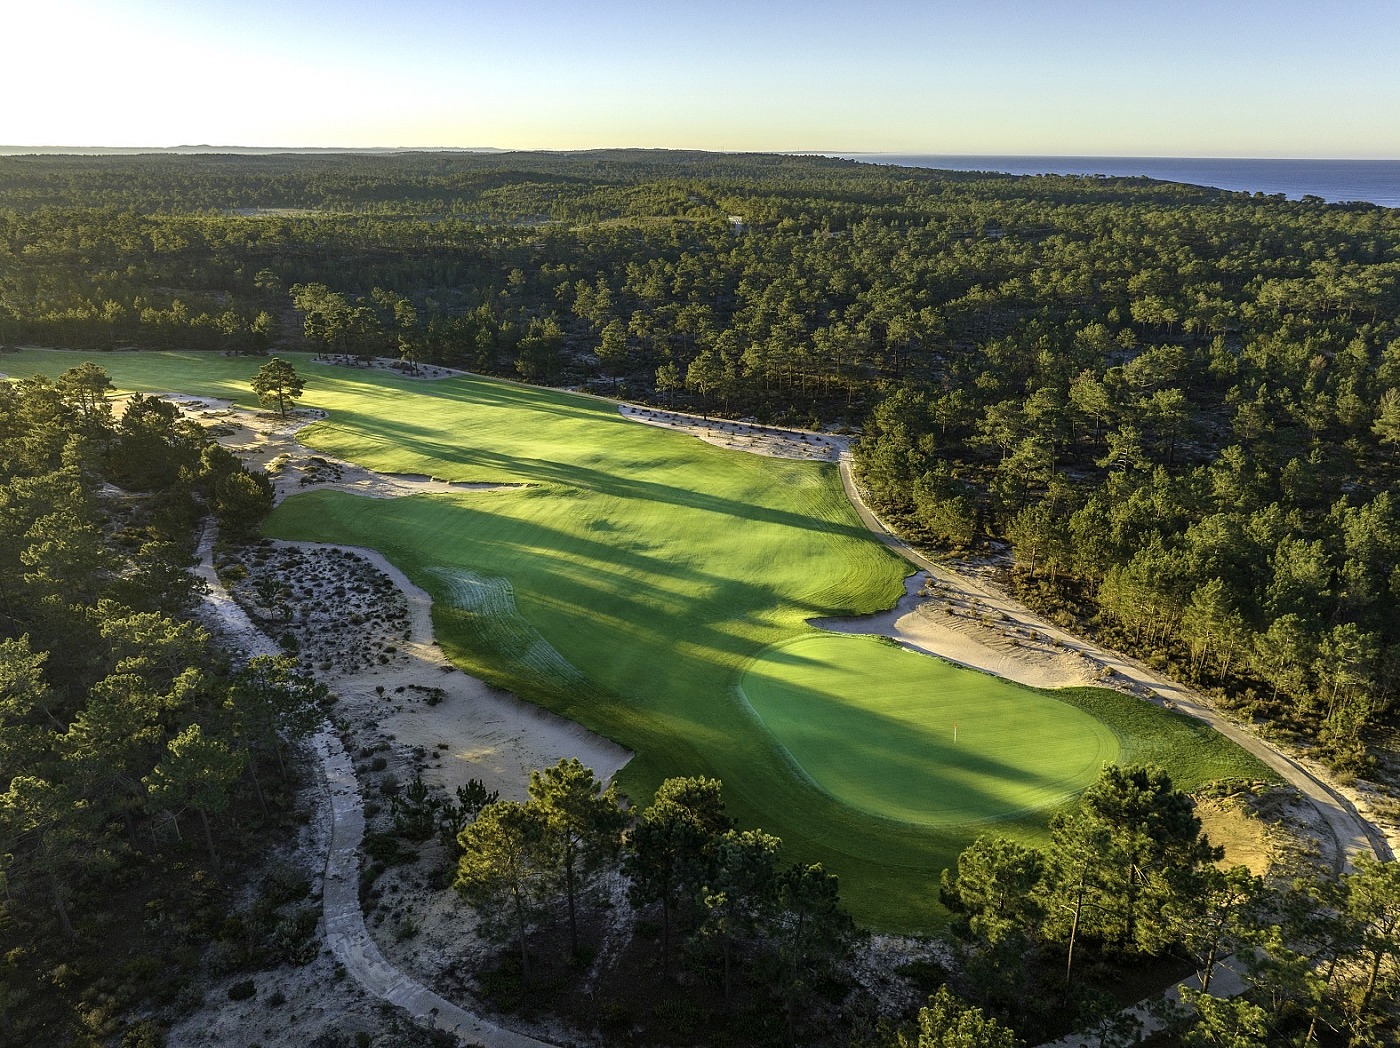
(315, 353), (470, 381)
(1195, 799), (1275, 877)
(168, 398), (628, 1047)
(618, 403), (848, 461)
(222, 538), (631, 803)
(169, 394), (516, 502)
(167, 392), (1390, 1046)
(814, 572), (1108, 692)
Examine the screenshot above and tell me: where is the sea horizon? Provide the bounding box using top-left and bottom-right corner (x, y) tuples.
(3, 146), (1397, 209)
(831, 154), (1400, 209)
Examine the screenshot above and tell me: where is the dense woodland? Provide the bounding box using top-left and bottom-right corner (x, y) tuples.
(2, 149), (1397, 770)
(2, 151), (1399, 1045)
(0, 368), (325, 1045)
(447, 760), (1400, 1047)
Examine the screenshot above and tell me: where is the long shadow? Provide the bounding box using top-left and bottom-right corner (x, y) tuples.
(386, 484), (1108, 824)
(315, 369), (622, 426)
(307, 408), (876, 540)
(268, 489), (836, 703)
(739, 658), (1115, 825)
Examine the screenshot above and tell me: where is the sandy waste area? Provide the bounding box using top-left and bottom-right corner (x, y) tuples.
(165, 391), (1381, 1047)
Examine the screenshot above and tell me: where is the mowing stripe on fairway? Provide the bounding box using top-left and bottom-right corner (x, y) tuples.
(0, 349), (1278, 932)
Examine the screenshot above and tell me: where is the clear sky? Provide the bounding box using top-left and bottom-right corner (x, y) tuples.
(3, 0), (1397, 156)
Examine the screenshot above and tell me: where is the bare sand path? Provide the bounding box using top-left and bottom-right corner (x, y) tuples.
(194, 523), (562, 1047)
(835, 451), (1390, 871)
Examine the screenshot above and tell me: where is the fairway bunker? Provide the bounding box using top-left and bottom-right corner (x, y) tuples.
(6, 348), (1274, 929)
(739, 633), (1119, 828)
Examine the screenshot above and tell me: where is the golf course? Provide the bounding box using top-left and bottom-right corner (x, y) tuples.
(3, 349), (1273, 930)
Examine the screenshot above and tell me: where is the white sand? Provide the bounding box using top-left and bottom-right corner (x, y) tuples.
(814, 572), (1105, 691)
(176, 395), (630, 799)
(618, 403), (848, 461)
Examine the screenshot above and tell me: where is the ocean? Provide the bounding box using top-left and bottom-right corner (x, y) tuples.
(832, 155), (1400, 209)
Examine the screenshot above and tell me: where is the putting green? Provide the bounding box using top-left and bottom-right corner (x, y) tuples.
(1, 349), (1275, 931)
(740, 635), (1119, 827)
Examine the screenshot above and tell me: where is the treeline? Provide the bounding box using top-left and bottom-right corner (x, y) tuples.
(855, 332), (1400, 771)
(937, 766), (1400, 1047)
(3, 150), (1398, 764)
(6, 152), (1397, 429)
(0, 367), (319, 1045)
(441, 761), (1400, 1046)
(438, 760), (856, 1045)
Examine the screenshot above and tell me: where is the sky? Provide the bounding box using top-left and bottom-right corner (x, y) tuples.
(3, 0), (1398, 157)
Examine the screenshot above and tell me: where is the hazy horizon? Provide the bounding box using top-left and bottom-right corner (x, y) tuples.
(6, 0), (1399, 157)
(2, 146), (1398, 162)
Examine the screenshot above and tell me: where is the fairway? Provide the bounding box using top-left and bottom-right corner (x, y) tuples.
(1, 349), (1275, 930)
(740, 635), (1118, 827)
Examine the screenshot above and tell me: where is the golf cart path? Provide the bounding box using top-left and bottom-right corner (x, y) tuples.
(195, 524), (558, 1048)
(836, 453), (1390, 872)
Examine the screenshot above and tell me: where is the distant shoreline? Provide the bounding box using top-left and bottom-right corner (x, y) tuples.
(3, 145), (1395, 208)
(824, 153), (1400, 208)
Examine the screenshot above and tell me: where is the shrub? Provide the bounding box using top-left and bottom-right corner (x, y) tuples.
(272, 908), (320, 965)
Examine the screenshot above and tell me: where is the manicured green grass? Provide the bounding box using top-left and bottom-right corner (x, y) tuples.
(2, 348), (1276, 930)
(1, 348), (282, 404)
(1048, 686), (1275, 790)
(740, 635), (1119, 827)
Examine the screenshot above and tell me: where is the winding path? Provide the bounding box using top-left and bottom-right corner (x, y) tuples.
(836, 452), (1389, 872)
(189, 402), (1387, 1048)
(195, 525), (557, 1047)
(836, 455), (1397, 1047)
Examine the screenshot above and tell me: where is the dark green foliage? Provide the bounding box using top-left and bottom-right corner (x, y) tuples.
(528, 757), (627, 954)
(390, 772), (441, 842)
(900, 986), (1025, 1048)
(0, 368), (309, 1043)
(624, 775), (733, 977)
(250, 356), (306, 417)
(454, 800), (554, 986)
(936, 766), (1400, 1046)
(2, 151), (1397, 1040)
(2, 149), (1394, 767)
(436, 778), (499, 854)
(613, 776), (859, 1040)
(363, 830), (413, 867)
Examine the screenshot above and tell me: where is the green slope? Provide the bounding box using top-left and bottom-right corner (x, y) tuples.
(2, 349), (1274, 930)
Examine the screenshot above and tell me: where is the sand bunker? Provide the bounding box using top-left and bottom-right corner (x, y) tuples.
(814, 573), (1108, 692)
(618, 404), (847, 461)
(177, 394), (629, 803)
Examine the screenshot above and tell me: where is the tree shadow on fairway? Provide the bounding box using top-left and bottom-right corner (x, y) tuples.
(306, 409), (875, 541)
(739, 643), (1118, 829)
(268, 489), (835, 725)
(414, 376), (623, 423)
